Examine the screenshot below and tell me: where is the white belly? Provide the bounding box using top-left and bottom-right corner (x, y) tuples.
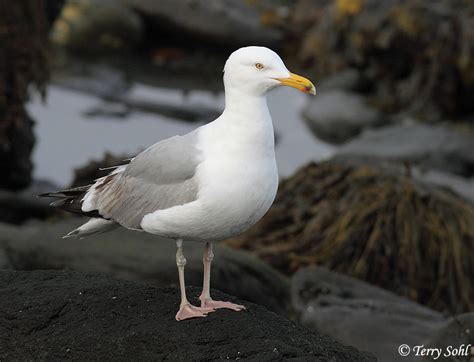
(197, 152), (278, 239)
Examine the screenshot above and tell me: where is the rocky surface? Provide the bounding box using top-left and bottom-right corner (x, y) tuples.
(50, 0), (143, 52)
(0, 219), (289, 316)
(0, 179), (61, 224)
(417, 169), (474, 204)
(315, 68), (370, 93)
(292, 267), (447, 362)
(51, 0), (284, 52)
(0, 270), (375, 361)
(0, 190), (55, 225)
(335, 124), (474, 177)
(124, 0), (283, 48)
(225, 161), (474, 314)
(302, 90), (386, 144)
(427, 313), (474, 361)
(0, 114), (35, 191)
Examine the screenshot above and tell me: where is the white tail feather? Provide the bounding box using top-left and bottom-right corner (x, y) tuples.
(63, 218), (119, 239)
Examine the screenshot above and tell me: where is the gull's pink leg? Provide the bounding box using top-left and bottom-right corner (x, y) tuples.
(199, 242), (246, 311)
(175, 239), (214, 321)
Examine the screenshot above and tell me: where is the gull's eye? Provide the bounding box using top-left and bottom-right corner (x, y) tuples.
(255, 63), (264, 70)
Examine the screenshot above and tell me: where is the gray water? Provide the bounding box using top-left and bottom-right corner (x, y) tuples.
(28, 79), (333, 187)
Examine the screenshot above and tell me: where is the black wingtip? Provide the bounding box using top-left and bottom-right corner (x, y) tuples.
(38, 191), (64, 198)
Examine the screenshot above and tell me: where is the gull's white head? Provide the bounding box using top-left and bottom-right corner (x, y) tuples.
(223, 46), (316, 97)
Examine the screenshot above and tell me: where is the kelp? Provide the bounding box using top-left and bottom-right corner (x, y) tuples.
(225, 162), (474, 314)
(285, 0), (474, 120)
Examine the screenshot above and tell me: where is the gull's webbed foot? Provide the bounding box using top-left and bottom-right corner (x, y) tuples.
(200, 297), (246, 311)
(175, 303), (215, 321)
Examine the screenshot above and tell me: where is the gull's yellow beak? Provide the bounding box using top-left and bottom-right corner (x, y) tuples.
(276, 72), (316, 95)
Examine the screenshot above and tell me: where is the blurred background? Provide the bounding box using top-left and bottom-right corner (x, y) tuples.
(0, 0), (473, 360)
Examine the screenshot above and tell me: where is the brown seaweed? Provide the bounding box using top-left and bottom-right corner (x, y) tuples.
(225, 161), (474, 314)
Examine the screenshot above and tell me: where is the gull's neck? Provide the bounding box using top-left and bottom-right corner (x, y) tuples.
(221, 86), (271, 125)
(210, 86), (274, 151)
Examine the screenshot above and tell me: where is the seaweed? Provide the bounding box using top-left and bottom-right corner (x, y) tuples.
(285, 0), (474, 120)
(225, 161), (474, 314)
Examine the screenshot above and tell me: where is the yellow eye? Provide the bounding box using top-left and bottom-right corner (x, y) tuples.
(255, 63), (264, 70)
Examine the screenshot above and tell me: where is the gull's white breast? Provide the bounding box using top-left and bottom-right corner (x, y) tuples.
(141, 112), (279, 241)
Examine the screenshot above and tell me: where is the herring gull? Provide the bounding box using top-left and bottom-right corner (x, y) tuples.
(40, 46), (316, 321)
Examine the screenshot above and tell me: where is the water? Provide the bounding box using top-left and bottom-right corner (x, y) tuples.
(28, 74), (333, 187)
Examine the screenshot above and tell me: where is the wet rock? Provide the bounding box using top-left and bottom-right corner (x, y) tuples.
(0, 219), (289, 316)
(51, 0), (143, 52)
(124, 0), (283, 48)
(416, 169), (474, 204)
(292, 267), (445, 362)
(52, 59), (223, 122)
(336, 124), (474, 177)
(0, 270), (374, 360)
(302, 90), (387, 144)
(0, 188), (57, 225)
(93, 91), (222, 123)
(53, 61), (130, 97)
(225, 161), (474, 314)
(427, 313), (474, 361)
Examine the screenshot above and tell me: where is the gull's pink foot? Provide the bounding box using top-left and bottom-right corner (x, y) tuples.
(175, 303), (215, 321)
(200, 297), (246, 311)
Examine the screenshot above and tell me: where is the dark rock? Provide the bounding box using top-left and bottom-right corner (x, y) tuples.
(317, 69), (370, 93)
(95, 91), (222, 123)
(50, 0), (143, 52)
(0, 219), (290, 316)
(225, 161), (474, 314)
(0, 190), (56, 225)
(427, 313), (474, 361)
(0, 179), (61, 225)
(302, 90), (387, 144)
(69, 152), (131, 188)
(0, 2), (49, 190)
(0, 113), (35, 190)
(53, 61), (130, 98)
(45, 0), (66, 26)
(0, 270), (375, 361)
(292, 267), (445, 362)
(335, 124), (474, 177)
(124, 0), (283, 48)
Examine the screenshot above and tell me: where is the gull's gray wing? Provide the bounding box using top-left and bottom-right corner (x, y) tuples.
(89, 130), (201, 229)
